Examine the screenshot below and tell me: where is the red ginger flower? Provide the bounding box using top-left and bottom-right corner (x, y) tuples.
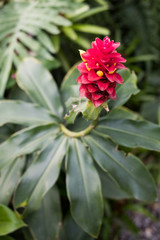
(76, 36), (127, 107)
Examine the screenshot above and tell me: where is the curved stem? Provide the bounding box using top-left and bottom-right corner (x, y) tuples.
(60, 120), (98, 138)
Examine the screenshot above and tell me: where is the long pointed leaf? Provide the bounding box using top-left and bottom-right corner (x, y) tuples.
(84, 133), (157, 202)
(14, 135), (68, 215)
(98, 167), (132, 200)
(97, 118), (160, 151)
(0, 205), (26, 236)
(0, 100), (58, 127)
(17, 58), (63, 118)
(0, 124), (59, 170)
(26, 187), (62, 240)
(0, 156), (25, 205)
(66, 138), (103, 237)
(109, 69), (139, 108)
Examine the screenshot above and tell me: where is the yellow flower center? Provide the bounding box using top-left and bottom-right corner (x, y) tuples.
(96, 70), (104, 77)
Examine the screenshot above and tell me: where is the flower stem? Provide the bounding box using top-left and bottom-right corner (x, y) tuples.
(60, 120), (98, 138)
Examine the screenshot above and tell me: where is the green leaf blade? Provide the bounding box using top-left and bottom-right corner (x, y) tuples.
(60, 62), (80, 111)
(97, 118), (160, 151)
(66, 138), (103, 237)
(0, 205), (26, 236)
(14, 135), (68, 215)
(0, 124), (59, 170)
(26, 187), (62, 240)
(73, 24), (110, 35)
(109, 69), (139, 108)
(0, 156), (25, 205)
(84, 133), (157, 202)
(0, 100), (59, 127)
(98, 167), (132, 200)
(17, 58), (63, 118)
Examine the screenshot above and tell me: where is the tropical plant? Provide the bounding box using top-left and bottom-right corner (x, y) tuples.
(0, 0), (110, 97)
(0, 58), (159, 239)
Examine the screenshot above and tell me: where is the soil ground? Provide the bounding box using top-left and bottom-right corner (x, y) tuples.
(119, 189), (160, 240)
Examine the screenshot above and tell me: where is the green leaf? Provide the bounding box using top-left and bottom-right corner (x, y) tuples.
(84, 133), (157, 202)
(74, 36), (91, 49)
(63, 215), (94, 240)
(109, 69), (139, 108)
(17, 58), (63, 118)
(158, 106), (160, 125)
(0, 0), (79, 96)
(65, 100), (103, 124)
(121, 214), (138, 234)
(98, 167), (132, 199)
(51, 35), (60, 53)
(14, 135), (68, 215)
(0, 156), (25, 205)
(60, 62), (80, 111)
(0, 100), (58, 127)
(37, 31), (56, 54)
(64, 108), (80, 125)
(124, 204), (157, 221)
(73, 24), (110, 35)
(66, 138), (103, 237)
(82, 101), (103, 121)
(127, 54), (158, 63)
(26, 187), (62, 240)
(71, 5), (109, 22)
(97, 118), (160, 151)
(101, 106), (141, 121)
(62, 27), (78, 41)
(39, 57), (61, 70)
(0, 204), (26, 236)
(0, 124), (58, 170)
(0, 236), (15, 240)
(62, 27), (91, 49)
(140, 97), (160, 123)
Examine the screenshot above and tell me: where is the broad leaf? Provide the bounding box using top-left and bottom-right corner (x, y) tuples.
(14, 135), (68, 215)
(97, 118), (160, 151)
(0, 156), (25, 205)
(63, 215), (94, 240)
(0, 124), (58, 170)
(61, 62), (80, 111)
(100, 106), (141, 121)
(17, 58), (63, 118)
(98, 167), (132, 199)
(109, 69), (139, 108)
(84, 133), (157, 202)
(26, 187), (62, 240)
(0, 100), (58, 127)
(0, 125), (12, 144)
(0, 205), (26, 236)
(66, 138), (103, 237)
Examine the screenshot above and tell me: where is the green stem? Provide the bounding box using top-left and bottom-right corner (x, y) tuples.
(60, 120), (98, 138)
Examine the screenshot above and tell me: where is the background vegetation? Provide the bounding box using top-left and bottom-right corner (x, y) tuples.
(0, 0), (160, 239)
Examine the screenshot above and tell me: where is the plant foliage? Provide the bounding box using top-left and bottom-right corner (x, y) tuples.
(0, 58), (159, 238)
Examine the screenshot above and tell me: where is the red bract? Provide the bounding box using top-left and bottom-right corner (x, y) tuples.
(76, 36), (127, 107)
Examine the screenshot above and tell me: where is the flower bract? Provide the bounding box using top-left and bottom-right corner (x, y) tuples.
(77, 36), (127, 107)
